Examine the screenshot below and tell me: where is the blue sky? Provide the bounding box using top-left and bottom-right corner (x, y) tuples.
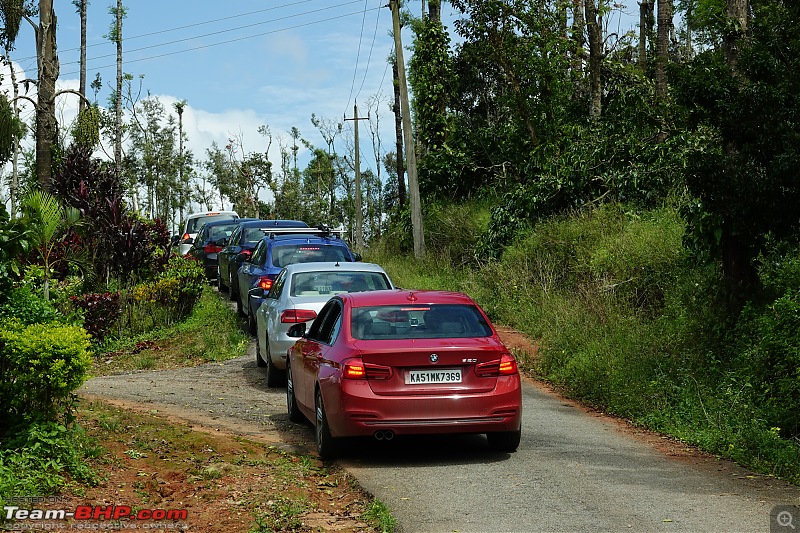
(2, 0), (415, 192)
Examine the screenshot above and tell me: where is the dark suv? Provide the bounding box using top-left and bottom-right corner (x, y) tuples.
(235, 228), (361, 333)
(218, 220), (309, 298)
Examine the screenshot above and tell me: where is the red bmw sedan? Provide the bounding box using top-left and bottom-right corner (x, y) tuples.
(285, 289), (523, 458)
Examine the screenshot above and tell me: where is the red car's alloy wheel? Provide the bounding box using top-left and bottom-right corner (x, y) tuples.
(315, 390), (339, 459)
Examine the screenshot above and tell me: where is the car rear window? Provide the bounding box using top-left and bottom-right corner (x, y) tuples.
(207, 223), (239, 242)
(351, 304), (493, 340)
(290, 271), (391, 297)
(271, 244), (350, 267)
(187, 214), (235, 234)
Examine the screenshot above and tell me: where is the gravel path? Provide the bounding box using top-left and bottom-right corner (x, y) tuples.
(80, 341), (313, 452)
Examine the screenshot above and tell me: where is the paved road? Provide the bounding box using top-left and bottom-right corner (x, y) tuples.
(81, 348), (800, 533)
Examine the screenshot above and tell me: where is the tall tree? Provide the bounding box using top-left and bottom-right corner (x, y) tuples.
(584, 0), (604, 119)
(638, 0), (653, 71)
(173, 99), (188, 224)
(655, 0), (672, 102)
(110, 1), (126, 177)
(73, 0), (88, 113)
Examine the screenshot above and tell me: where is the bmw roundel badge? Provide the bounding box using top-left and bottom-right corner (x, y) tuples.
(430, 353), (439, 363)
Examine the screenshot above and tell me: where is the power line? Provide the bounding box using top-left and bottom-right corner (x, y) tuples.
(344, 0), (370, 116)
(57, 1), (365, 69)
(354, 0), (383, 103)
(59, 6), (382, 78)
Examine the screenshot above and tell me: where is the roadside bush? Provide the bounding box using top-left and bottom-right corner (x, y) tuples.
(0, 204), (29, 300)
(734, 290), (800, 439)
(119, 256), (205, 334)
(0, 319), (92, 430)
(0, 285), (63, 325)
(70, 291), (121, 342)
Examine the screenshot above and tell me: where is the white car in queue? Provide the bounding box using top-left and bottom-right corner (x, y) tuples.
(252, 261), (395, 387)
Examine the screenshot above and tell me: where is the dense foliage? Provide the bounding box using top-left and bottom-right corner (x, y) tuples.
(0, 318), (93, 427)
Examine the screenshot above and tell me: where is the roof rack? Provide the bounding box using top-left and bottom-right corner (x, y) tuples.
(263, 225), (345, 239)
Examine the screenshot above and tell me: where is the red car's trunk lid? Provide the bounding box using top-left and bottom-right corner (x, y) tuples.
(355, 338), (508, 396)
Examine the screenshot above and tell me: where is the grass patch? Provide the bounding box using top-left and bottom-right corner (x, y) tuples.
(0, 400), (386, 531)
(93, 288), (248, 375)
(361, 498), (398, 533)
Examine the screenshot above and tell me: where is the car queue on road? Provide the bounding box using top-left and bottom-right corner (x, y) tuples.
(175, 215), (523, 459)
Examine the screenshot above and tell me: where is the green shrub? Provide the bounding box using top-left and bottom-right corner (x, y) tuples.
(0, 319), (93, 428)
(70, 291), (121, 342)
(119, 255), (205, 334)
(735, 290), (800, 439)
(0, 285), (64, 325)
(0, 421), (98, 504)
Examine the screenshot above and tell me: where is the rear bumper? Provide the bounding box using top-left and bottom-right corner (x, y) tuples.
(322, 377), (522, 438)
(203, 256), (218, 279)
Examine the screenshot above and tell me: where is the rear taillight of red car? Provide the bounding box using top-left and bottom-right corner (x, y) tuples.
(204, 244), (223, 254)
(342, 358), (391, 380)
(475, 353), (518, 377)
(280, 309), (317, 323)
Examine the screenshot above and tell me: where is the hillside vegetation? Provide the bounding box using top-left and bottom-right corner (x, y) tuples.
(368, 200), (800, 484)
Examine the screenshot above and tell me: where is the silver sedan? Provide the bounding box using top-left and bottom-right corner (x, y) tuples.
(253, 261), (394, 387)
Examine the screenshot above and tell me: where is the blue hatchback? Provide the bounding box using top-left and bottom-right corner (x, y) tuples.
(236, 228), (360, 333)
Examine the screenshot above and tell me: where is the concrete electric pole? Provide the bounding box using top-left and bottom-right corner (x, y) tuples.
(344, 102), (369, 254)
(389, 0), (426, 259)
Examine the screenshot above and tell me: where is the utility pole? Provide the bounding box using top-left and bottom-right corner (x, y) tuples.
(389, 0), (425, 259)
(344, 102), (369, 254)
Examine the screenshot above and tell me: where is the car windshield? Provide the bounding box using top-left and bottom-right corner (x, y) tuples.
(272, 244), (349, 267)
(187, 214), (234, 234)
(290, 271), (391, 297)
(351, 304), (493, 340)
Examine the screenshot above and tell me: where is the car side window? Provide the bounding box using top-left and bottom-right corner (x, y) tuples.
(268, 270), (287, 299)
(318, 302), (342, 345)
(307, 300), (337, 342)
(228, 226), (241, 246)
(250, 240), (266, 264)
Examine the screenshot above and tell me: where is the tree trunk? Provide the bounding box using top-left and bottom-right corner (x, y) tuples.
(638, 0), (650, 71)
(721, 0), (753, 301)
(724, 0), (748, 73)
(115, 0), (123, 177)
(571, 0), (586, 99)
(6, 45), (20, 216)
(584, 0), (602, 120)
(392, 57), (406, 207)
(78, 0), (87, 113)
(428, 0), (440, 21)
(655, 0), (671, 102)
(36, 0), (59, 190)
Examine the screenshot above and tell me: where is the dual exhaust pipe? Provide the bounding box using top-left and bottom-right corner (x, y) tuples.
(373, 430), (395, 441)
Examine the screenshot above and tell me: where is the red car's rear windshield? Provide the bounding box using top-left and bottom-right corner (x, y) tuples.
(351, 304), (493, 340)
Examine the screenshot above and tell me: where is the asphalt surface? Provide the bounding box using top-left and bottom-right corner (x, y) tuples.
(81, 342), (800, 533)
